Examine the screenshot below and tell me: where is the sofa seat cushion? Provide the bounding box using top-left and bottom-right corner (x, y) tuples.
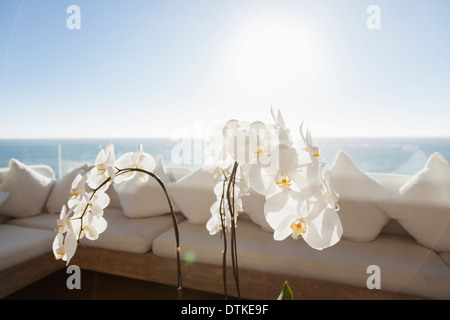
(80, 208), (185, 253)
(0, 224), (56, 271)
(5, 212), (59, 231)
(153, 220), (450, 299)
(6, 208), (185, 254)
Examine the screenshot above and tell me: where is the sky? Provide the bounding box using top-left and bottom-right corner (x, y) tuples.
(0, 0), (449, 139)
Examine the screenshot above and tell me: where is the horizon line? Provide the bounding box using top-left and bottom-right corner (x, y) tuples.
(1, 135), (450, 141)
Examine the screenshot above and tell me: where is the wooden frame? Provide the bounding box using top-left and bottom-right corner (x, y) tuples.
(69, 247), (421, 300)
(0, 253), (64, 299)
(1, 246), (422, 300)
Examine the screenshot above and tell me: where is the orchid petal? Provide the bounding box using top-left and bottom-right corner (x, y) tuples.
(265, 191), (297, 234)
(273, 213), (297, 241)
(62, 230), (78, 265)
(303, 208), (342, 250)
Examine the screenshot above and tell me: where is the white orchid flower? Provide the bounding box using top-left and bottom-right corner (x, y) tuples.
(53, 206), (80, 265)
(204, 120), (278, 173)
(55, 205), (71, 234)
(299, 162), (338, 207)
(114, 150), (156, 183)
(87, 191), (110, 217)
(52, 231), (78, 265)
(226, 120), (280, 173)
(321, 166), (340, 211)
(266, 195), (342, 250)
(206, 200), (231, 235)
(68, 183), (110, 218)
(213, 179), (244, 215)
(207, 177), (244, 236)
(80, 212), (108, 241)
(271, 107), (293, 148)
(68, 173), (89, 209)
(87, 143), (116, 188)
(300, 122), (320, 159)
(249, 145), (310, 198)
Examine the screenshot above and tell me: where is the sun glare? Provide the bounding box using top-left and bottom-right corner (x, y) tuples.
(231, 20), (316, 94)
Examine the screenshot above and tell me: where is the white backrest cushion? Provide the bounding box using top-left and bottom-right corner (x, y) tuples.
(113, 155), (176, 218)
(166, 167), (217, 224)
(379, 152), (450, 252)
(45, 164), (91, 214)
(329, 151), (391, 241)
(0, 164), (54, 184)
(368, 173), (412, 194)
(166, 166), (193, 183)
(0, 159), (54, 218)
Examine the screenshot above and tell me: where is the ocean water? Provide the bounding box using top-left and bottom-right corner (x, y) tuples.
(1, 137), (450, 179)
(0, 138), (184, 179)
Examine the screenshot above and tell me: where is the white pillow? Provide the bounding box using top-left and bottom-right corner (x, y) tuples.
(0, 192), (8, 206)
(28, 165), (55, 181)
(0, 158), (54, 218)
(379, 152), (450, 252)
(329, 151), (391, 241)
(113, 155), (175, 218)
(0, 164), (54, 182)
(243, 189), (273, 232)
(166, 167), (217, 224)
(166, 167), (193, 183)
(0, 191), (10, 224)
(45, 164), (91, 214)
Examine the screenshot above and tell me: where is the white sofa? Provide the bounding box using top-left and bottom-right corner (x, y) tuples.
(0, 151), (449, 300)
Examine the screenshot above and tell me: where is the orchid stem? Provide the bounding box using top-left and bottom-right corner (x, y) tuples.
(227, 162), (241, 299)
(219, 177), (228, 299)
(114, 168), (183, 300)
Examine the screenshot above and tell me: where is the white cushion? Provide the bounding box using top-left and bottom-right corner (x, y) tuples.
(153, 219), (450, 300)
(6, 208), (185, 254)
(379, 152), (450, 252)
(329, 151), (391, 241)
(114, 155), (176, 218)
(0, 192), (9, 206)
(0, 224), (56, 271)
(0, 159), (54, 218)
(243, 188), (273, 232)
(368, 173), (412, 194)
(45, 164), (91, 214)
(0, 164), (55, 184)
(166, 166), (193, 183)
(166, 167), (217, 224)
(79, 208), (185, 253)
(27, 165), (55, 181)
(5, 212), (59, 231)
(105, 182), (122, 209)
